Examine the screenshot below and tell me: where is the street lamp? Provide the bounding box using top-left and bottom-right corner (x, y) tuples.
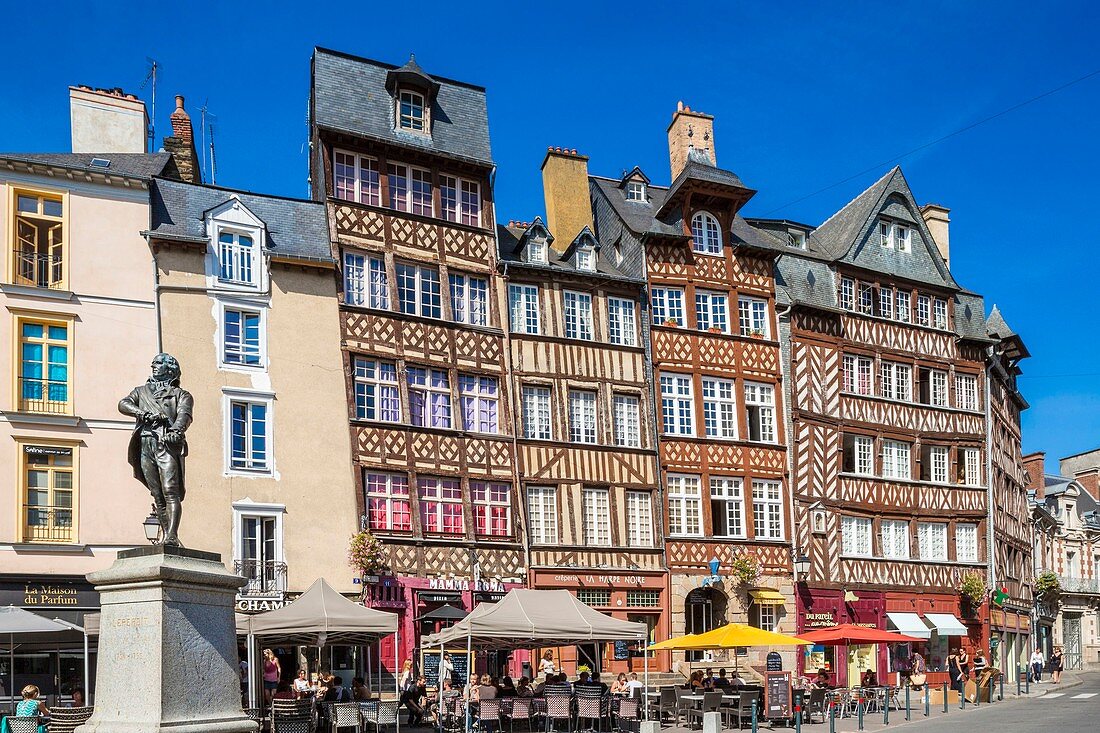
(794, 554), (811, 581)
(143, 506), (161, 544)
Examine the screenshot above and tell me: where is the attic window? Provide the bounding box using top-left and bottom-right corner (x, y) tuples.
(398, 90), (426, 132)
(788, 230), (806, 249)
(576, 248), (595, 272)
(526, 237), (547, 264)
(878, 220), (911, 253)
(625, 180), (646, 202)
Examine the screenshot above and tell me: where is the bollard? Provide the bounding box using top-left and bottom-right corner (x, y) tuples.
(960, 681), (966, 710)
(857, 696), (864, 731)
(829, 701), (836, 733)
(751, 698), (758, 733)
(924, 685), (930, 717)
(905, 684), (911, 722)
(942, 682), (948, 714)
(795, 708), (802, 733)
(883, 689), (890, 725)
(992, 677), (998, 703)
(1017, 665), (1022, 697)
(1025, 666), (1030, 695)
(975, 679), (980, 708)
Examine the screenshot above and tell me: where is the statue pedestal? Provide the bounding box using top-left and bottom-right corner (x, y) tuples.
(77, 546), (257, 733)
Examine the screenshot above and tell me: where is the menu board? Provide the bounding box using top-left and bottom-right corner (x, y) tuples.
(614, 641), (631, 660)
(766, 651), (783, 671)
(765, 671), (793, 720)
(420, 650), (471, 689)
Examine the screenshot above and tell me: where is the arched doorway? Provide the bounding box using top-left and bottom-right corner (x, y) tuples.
(685, 587), (727, 662)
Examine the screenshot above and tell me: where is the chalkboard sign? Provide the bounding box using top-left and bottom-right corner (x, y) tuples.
(766, 651), (783, 671)
(420, 650), (471, 689)
(613, 641), (631, 661)
(765, 671), (793, 720)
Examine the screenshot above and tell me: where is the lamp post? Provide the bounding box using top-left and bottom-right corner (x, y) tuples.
(143, 506), (161, 544)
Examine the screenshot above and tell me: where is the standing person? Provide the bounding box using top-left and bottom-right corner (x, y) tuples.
(539, 650), (556, 677)
(1050, 646), (1064, 684)
(947, 649), (964, 694)
(1030, 648), (1045, 683)
(957, 648), (971, 685)
(262, 649), (282, 705)
(15, 685), (49, 733)
(973, 650), (988, 676)
(441, 651), (455, 687)
(399, 659), (415, 691)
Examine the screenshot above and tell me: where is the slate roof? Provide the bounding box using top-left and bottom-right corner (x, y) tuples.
(589, 176), (684, 238)
(774, 255), (838, 310)
(149, 178), (333, 263)
(953, 292), (990, 342)
(497, 222), (641, 284)
(312, 47), (493, 167)
(986, 305), (1016, 339)
(0, 152), (172, 180)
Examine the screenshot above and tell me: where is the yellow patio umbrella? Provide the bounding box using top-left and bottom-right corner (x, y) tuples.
(677, 623), (810, 649)
(648, 632), (702, 650)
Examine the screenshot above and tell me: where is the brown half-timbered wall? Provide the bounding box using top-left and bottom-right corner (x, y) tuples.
(790, 292), (989, 592)
(989, 370), (1032, 607)
(322, 133), (522, 580)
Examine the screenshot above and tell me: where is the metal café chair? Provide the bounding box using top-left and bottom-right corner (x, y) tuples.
(650, 687), (676, 724)
(672, 688), (693, 726)
(272, 715), (312, 733)
(439, 697), (465, 733)
(614, 698), (639, 733)
(330, 702), (363, 733)
(477, 698), (503, 733)
(361, 700), (400, 733)
(575, 690), (605, 733)
(47, 706), (94, 733)
(684, 691), (722, 730)
(725, 690), (759, 730)
(544, 693), (573, 733)
(804, 689), (827, 724)
(7, 718), (41, 733)
(507, 697), (536, 732)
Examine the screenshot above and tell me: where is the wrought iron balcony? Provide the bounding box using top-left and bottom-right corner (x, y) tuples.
(1058, 575), (1100, 595)
(234, 560), (288, 597)
(18, 377), (70, 414)
(23, 506), (74, 543)
(12, 250), (65, 289)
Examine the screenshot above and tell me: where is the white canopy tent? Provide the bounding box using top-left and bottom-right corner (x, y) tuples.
(1, 606), (73, 710)
(236, 578), (399, 709)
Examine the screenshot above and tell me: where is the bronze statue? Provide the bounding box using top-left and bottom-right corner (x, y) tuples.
(119, 353), (194, 546)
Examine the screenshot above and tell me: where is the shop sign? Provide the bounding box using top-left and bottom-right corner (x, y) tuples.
(236, 598), (286, 613)
(547, 573), (656, 587)
(0, 581), (97, 608)
(803, 612), (835, 628)
(428, 577), (504, 593)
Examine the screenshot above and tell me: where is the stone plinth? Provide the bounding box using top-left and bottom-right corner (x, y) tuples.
(77, 546), (257, 733)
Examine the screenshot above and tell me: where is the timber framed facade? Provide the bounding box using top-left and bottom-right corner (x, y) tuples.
(310, 48), (524, 672)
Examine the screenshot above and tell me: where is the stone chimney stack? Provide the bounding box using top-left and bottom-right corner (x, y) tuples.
(921, 203), (951, 266)
(1023, 451), (1046, 499)
(541, 147), (593, 253)
(162, 95), (201, 184)
(667, 101), (715, 180)
(69, 85), (148, 154)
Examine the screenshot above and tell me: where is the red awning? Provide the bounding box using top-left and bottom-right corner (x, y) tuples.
(799, 623), (923, 646)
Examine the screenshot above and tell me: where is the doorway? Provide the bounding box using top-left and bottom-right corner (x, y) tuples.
(685, 587), (726, 662)
(576, 643), (603, 674)
(1063, 615), (1082, 669)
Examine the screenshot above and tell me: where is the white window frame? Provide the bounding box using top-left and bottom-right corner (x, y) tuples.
(417, 477), (464, 535)
(843, 354), (874, 396)
(667, 474), (702, 537)
(525, 237), (547, 264)
(522, 385), (552, 440)
(842, 515), (872, 557)
(955, 374), (979, 411)
(752, 479), (784, 540)
(930, 370), (948, 407)
(660, 373), (694, 436)
(956, 523), (978, 562)
(398, 89), (427, 132)
(568, 389), (598, 444)
(961, 448), (982, 486)
(460, 179), (482, 227)
(691, 211), (722, 255)
(363, 472), (412, 532)
(387, 162), (410, 212)
(744, 382), (776, 443)
(223, 389), (274, 477)
(343, 251), (389, 309)
(881, 519), (910, 559)
(607, 297), (637, 346)
(333, 150), (381, 206)
(738, 295), (769, 338)
(575, 248), (595, 272)
(472, 482), (511, 537)
(625, 180), (646, 202)
(216, 228), (259, 287)
(930, 446), (949, 483)
(880, 361), (912, 401)
(651, 286), (685, 327)
(583, 488), (612, 546)
(219, 299), (267, 370)
(406, 366), (452, 429)
(509, 284), (540, 335)
(696, 290), (729, 333)
(625, 490), (654, 546)
(231, 500), (286, 587)
(710, 477), (745, 539)
(613, 393), (641, 448)
(702, 377), (738, 439)
(895, 290), (911, 322)
(526, 486), (558, 544)
(858, 283), (874, 315)
(878, 286), (894, 319)
(409, 166), (433, 216)
(396, 262), (442, 318)
(854, 435), (874, 476)
(449, 272), (489, 327)
(459, 374), (499, 435)
(840, 277), (855, 311)
(916, 294), (931, 326)
(564, 290), (594, 340)
(353, 357), (401, 423)
(933, 298), (948, 329)
(918, 522), (948, 561)
(881, 439), (911, 480)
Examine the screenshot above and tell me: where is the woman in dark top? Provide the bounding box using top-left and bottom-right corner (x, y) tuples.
(947, 649), (964, 694)
(957, 649), (970, 685)
(1050, 647), (1064, 684)
(498, 676), (518, 698)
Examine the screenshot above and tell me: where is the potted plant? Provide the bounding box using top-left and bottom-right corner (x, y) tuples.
(663, 318), (679, 328)
(957, 570), (988, 615)
(749, 329), (766, 339)
(1035, 571), (1061, 606)
(707, 326), (723, 334)
(729, 552), (761, 588)
(348, 529), (387, 582)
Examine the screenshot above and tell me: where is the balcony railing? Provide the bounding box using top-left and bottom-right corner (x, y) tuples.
(1058, 575), (1100, 595)
(234, 560), (288, 597)
(12, 250), (65, 289)
(18, 377), (69, 414)
(23, 506), (74, 543)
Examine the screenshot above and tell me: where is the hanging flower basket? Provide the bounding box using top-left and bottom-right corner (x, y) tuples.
(956, 570), (988, 614)
(729, 552), (761, 588)
(1035, 571), (1061, 606)
(348, 530), (387, 577)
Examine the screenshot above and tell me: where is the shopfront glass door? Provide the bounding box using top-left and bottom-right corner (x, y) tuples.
(847, 644), (877, 685)
(1063, 615), (1082, 669)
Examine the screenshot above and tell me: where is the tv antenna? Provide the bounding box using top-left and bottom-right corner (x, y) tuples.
(198, 100), (218, 184)
(208, 120), (218, 185)
(141, 58), (159, 152)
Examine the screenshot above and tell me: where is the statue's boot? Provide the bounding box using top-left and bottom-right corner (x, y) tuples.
(163, 498), (183, 546)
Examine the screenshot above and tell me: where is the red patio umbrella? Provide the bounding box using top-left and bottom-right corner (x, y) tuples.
(799, 623), (923, 645)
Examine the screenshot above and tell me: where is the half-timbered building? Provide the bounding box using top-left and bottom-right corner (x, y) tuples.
(763, 168), (998, 686)
(589, 105), (797, 672)
(309, 49), (524, 672)
(498, 145), (666, 674)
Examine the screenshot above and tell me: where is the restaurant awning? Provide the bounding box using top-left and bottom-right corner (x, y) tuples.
(239, 578), (398, 645)
(885, 612), (931, 639)
(925, 613), (968, 637)
(748, 589), (787, 606)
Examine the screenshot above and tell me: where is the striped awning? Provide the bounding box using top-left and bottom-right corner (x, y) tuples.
(749, 589), (787, 606)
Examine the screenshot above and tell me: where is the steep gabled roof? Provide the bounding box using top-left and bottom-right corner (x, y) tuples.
(589, 176), (684, 239)
(311, 47), (492, 167)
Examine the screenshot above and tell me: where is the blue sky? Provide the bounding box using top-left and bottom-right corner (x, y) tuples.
(4, 1), (1098, 470)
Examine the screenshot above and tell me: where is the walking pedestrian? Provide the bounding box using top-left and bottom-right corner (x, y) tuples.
(1049, 646), (1064, 684)
(1029, 648), (1045, 683)
(262, 649), (281, 705)
(947, 648), (965, 695)
(958, 647), (971, 684)
(539, 650), (556, 677)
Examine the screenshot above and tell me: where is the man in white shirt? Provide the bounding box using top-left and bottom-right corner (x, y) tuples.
(624, 672), (645, 694)
(1030, 648), (1045, 683)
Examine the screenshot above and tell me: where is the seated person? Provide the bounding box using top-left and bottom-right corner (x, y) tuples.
(544, 673), (573, 696)
(624, 672), (646, 694)
(590, 672), (609, 695)
(713, 669), (732, 690)
(477, 674), (498, 701)
(15, 685), (49, 732)
(69, 689), (86, 708)
(861, 670), (878, 687)
(688, 670), (708, 691)
(464, 674), (480, 701)
(352, 676), (370, 701)
(516, 677), (534, 698)
(498, 676), (518, 698)
(610, 673), (628, 695)
(812, 669), (832, 689)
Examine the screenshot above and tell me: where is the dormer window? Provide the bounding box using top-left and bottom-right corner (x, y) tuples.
(691, 211), (722, 255)
(398, 90), (426, 132)
(218, 231), (256, 285)
(788, 230), (806, 249)
(879, 220), (911, 253)
(527, 238), (547, 264)
(625, 180), (646, 202)
(576, 248), (595, 272)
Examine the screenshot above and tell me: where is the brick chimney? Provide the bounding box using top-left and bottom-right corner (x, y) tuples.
(162, 95), (201, 184)
(920, 203), (950, 266)
(69, 85), (148, 154)
(1023, 451), (1046, 499)
(668, 101), (715, 180)
(541, 147), (593, 253)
